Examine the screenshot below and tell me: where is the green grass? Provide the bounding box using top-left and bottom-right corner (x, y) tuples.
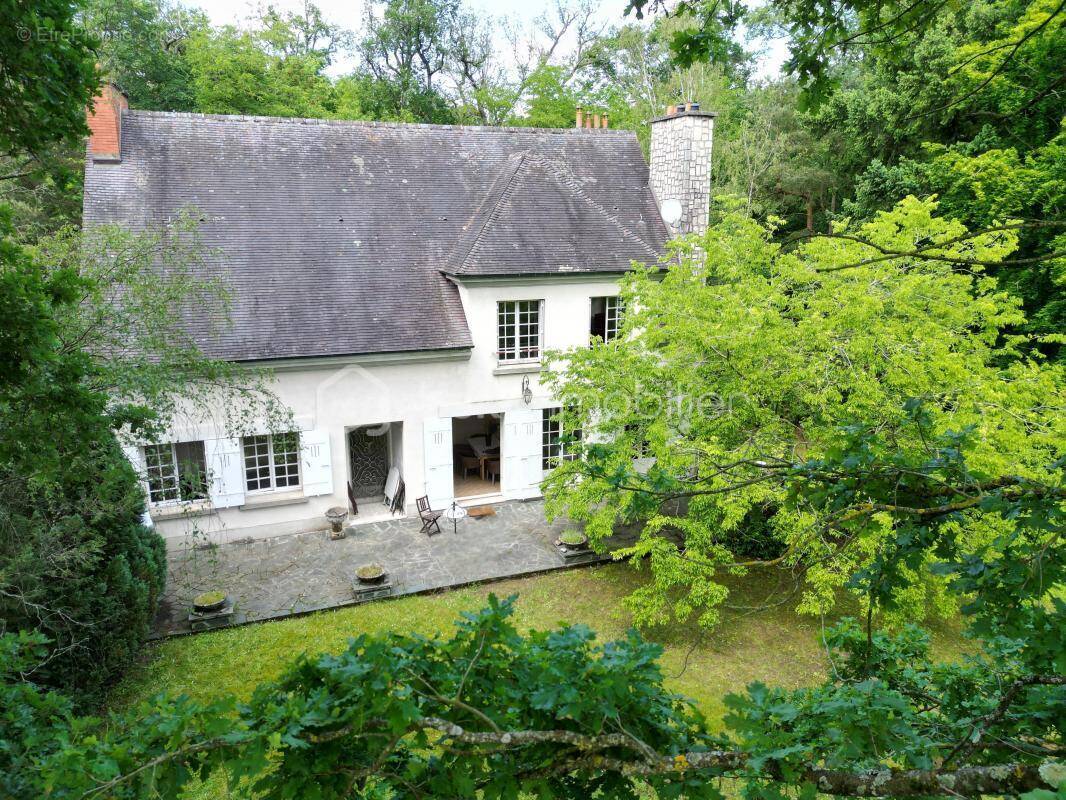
(112, 563), (969, 726)
(108, 564), (971, 800)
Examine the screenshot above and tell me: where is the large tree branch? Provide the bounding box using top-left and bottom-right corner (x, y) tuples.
(423, 718), (1058, 797)
(794, 222), (1066, 272)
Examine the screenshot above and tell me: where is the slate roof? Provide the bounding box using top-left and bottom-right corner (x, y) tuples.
(83, 111), (668, 362)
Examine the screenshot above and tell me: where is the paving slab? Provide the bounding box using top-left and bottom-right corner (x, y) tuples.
(154, 499), (624, 636)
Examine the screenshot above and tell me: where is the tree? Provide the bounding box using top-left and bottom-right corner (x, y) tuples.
(624, 0), (1065, 111)
(0, 0), (98, 237)
(183, 24), (335, 117)
(541, 198), (1062, 630)
(0, 209), (166, 705)
(3, 512), (1062, 798)
(0, 0), (98, 156)
(1, 213), (289, 704)
(82, 0), (207, 112)
(359, 0), (459, 95)
(258, 0), (352, 63)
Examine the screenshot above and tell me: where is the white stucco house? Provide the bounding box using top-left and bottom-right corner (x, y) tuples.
(83, 88), (714, 541)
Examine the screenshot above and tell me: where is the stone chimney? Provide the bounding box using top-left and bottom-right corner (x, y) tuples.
(87, 83), (128, 163)
(649, 102), (715, 235)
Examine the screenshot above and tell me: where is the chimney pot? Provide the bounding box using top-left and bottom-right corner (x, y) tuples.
(602, 113), (609, 129)
(593, 113), (601, 129)
(575, 106), (584, 129)
(666, 104), (677, 116)
(87, 83), (128, 162)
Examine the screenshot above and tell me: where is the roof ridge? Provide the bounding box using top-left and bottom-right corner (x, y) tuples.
(528, 153), (662, 261)
(448, 151), (529, 275)
(124, 109), (636, 137)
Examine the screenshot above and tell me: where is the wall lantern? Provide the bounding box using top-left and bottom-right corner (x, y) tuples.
(521, 375), (533, 405)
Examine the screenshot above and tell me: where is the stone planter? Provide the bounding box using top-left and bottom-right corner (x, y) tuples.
(192, 591), (228, 614)
(557, 532), (589, 551)
(189, 590), (235, 631)
(355, 563), (387, 585)
(326, 506), (348, 539)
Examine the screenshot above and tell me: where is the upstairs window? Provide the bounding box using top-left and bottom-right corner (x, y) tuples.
(590, 296), (623, 342)
(497, 300), (542, 362)
(144, 441), (208, 504)
(542, 407), (581, 470)
(243, 433), (301, 493)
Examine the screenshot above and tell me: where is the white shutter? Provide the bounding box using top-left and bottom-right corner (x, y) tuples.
(300, 429), (333, 497)
(122, 443), (154, 527)
(502, 408), (543, 500)
(423, 416), (454, 510)
(207, 437), (245, 508)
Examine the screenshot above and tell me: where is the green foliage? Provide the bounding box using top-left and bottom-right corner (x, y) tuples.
(1, 210), (285, 705)
(0, 0), (99, 154)
(2, 582), (1061, 798)
(516, 65), (581, 129)
(183, 25), (335, 117)
(0, 210), (167, 704)
(84, 0), (207, 111)
(541, 198), (1063, 630)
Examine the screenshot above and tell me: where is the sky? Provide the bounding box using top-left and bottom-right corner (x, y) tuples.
(196, 0), (789, 80)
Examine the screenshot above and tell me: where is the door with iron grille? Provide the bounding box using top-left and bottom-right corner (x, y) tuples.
(347, 426), (390, 497)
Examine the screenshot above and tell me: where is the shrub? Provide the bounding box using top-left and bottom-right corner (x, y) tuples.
(0, 437), (166, 707)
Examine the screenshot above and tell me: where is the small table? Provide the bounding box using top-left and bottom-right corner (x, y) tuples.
(443, 502), (467, 534)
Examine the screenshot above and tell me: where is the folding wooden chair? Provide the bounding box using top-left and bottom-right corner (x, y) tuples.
(416, 495), (442, 535)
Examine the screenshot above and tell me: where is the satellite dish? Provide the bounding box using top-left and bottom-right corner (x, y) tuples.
(660, 198), (683, 227)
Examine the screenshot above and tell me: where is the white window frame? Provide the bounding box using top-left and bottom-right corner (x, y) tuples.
(143, 441), (208, 506)
(497, 300), (543, 363)
(542, 407), (580, 471)
(590, 295), (623, 343)
(242, 433), (302, 495)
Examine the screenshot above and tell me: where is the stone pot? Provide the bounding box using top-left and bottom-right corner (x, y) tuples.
(326, 506), (348, 538)
(355, 563), (387, 585)
(558, 532), (589, 551)
(192, 591), (228, 614)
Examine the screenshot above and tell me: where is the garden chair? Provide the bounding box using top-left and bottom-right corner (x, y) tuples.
(416, 495), (443, 535)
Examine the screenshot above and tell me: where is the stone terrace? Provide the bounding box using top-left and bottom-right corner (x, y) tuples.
(156, 500), (625, 636)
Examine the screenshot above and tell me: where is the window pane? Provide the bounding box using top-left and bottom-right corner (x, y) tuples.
(498, 300), (542, 361)
(605, 296), (623, 341)
(144, 444), (179, 503)
(591, 296), (622, 342)
(175, 441), (208, 501)
(542, 407), (561, 470)
(272, 433), (301, 488)
(243, 435), (272, 491)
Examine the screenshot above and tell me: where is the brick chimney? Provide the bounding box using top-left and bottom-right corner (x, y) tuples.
(87, 83), (128, 163)
(649, 102), (715, 235)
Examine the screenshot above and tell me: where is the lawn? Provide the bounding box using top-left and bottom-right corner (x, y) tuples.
(112, 562), (970, 726)
(108, 563), (971, 799)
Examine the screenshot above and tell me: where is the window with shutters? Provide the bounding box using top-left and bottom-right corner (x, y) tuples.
(243, 432), (301, 493)
(497, 300), (542, 362)
(143, 441), (208, 504)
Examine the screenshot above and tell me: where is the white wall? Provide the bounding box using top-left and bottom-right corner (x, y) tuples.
(145, 274), (623, 541)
